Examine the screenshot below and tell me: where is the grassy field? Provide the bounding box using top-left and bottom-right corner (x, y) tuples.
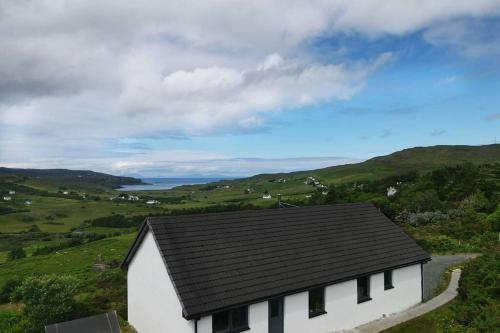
(382, 302), (454, 333)
(0, 234), (134, 287)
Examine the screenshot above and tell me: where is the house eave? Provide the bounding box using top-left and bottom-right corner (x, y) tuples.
(120, 218), (151, 270)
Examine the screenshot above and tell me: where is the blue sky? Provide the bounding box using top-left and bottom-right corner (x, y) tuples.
(0, 1), (499, 177)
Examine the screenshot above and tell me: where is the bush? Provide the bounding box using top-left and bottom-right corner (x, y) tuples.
(486, 206), (500, 232)
(12, 275), (80, 333)
(32, 238), (84, 256)
(28, 224), (40, 233)
(7, 248), (26, 261)
(0, 276), (22, 303)
(407, 211), (448, 226)
(437, 254), (500, 332)
(416, 236), (462, 253)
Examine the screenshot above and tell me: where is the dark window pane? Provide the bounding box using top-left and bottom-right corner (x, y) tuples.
(384, 270), (393, 289)
(213, 311), (229, 332)
(270, 299), (280, 318)
(309, 287), (325, 315)
(357, 276), (370, 302)
(231, 306), (248, 329)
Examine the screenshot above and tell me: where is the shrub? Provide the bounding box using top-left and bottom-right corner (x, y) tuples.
(407, 211), (448, 226)
(8, 248), (26, 261)
(12, 275), (80, 333)
(32, 238), (84, 256)
(0, 276), (22, 303)
(417, 236), (461, 253)
(486, 206), (500, 232)
(28, 224), (40, 233)
(437, 254), (500, 332)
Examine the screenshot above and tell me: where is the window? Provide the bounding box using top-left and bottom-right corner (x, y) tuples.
(384, 270), (394, 290)
(309, 287), (326, 318)
(357, 276), (371, 303)
(212, 306), (249, 333)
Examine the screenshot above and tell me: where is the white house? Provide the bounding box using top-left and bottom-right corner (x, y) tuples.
(8, 190), (15, 194)
(262, 193), (272, 199)
(145, 199), (160, 205)
(122, 203), (430, 333)
(387, 187), (398, 197)
(3, 196), (11, 201)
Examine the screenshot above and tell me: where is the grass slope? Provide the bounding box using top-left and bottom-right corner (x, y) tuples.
(0, 234), (134, 287)
(0, 167), (143, 191)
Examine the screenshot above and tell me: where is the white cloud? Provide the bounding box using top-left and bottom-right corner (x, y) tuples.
(1, 0), (500, 173)
(109, 155), (361, 178)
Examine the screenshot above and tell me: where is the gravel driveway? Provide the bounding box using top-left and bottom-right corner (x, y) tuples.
(423, 254), (475, 301)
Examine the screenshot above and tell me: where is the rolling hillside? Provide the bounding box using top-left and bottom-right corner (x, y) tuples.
(0, 167), (144, 191)
(213, 144), (500, 186)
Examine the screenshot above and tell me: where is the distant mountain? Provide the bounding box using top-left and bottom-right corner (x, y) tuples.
(0, 167), (144, 190)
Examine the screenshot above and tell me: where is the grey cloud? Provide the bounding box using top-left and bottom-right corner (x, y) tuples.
(430, 129), (446, 136)
(484, 113), (500, 121)
(379, 129), (392, 138)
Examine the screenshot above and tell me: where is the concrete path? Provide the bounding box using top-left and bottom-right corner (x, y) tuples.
(340, 269), (462, 333)
(423, 254), (475, 301)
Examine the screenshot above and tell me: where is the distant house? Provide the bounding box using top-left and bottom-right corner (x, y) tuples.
(45, 311), (121, 333)
(387, 186), (398, 197)
(25, 200), (32, 205)
(122, 203), (430, 333)
(8, 190), (15, 194)
(63, 191), (69, 195)
(146, 200), (160, 205)
(129, 195), (140, 201)
(3, 196), (11, 201)
(262, 193), (272, 199)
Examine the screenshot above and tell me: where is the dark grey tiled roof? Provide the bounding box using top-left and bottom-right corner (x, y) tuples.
(123, 203), (430, 319)
(45, 311), (121, 333)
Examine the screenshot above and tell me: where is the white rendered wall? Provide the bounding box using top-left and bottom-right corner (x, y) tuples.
(284, 264), (422, 333)
(128, 230), (194, 333)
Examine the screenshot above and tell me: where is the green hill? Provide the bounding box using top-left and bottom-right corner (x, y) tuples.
(231, 144), (500, 184)
(0, 167), (143, 191)
(310, 144), (500, 183)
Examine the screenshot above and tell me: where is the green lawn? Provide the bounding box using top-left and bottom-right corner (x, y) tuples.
(382, 302), (454, 333)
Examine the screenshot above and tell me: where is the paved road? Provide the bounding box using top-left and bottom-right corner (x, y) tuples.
(344, 269), (463, 333)
(423, 254), (475, 301)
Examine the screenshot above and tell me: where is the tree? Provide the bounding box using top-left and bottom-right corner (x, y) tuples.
(0, 277), (22, 303)
(12, 275), (79, 333)
(486, 206), (500, 232)
(8, 248), (26, 261)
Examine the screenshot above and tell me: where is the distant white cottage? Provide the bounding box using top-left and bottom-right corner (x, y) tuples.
(387, 187), (398, 197)
(8, 190), (15, 194)
(122, 204), (430, 333)
(3, 196), (11, 201)
(146, 200), (160, 205)
(262, 193), (272, 199)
